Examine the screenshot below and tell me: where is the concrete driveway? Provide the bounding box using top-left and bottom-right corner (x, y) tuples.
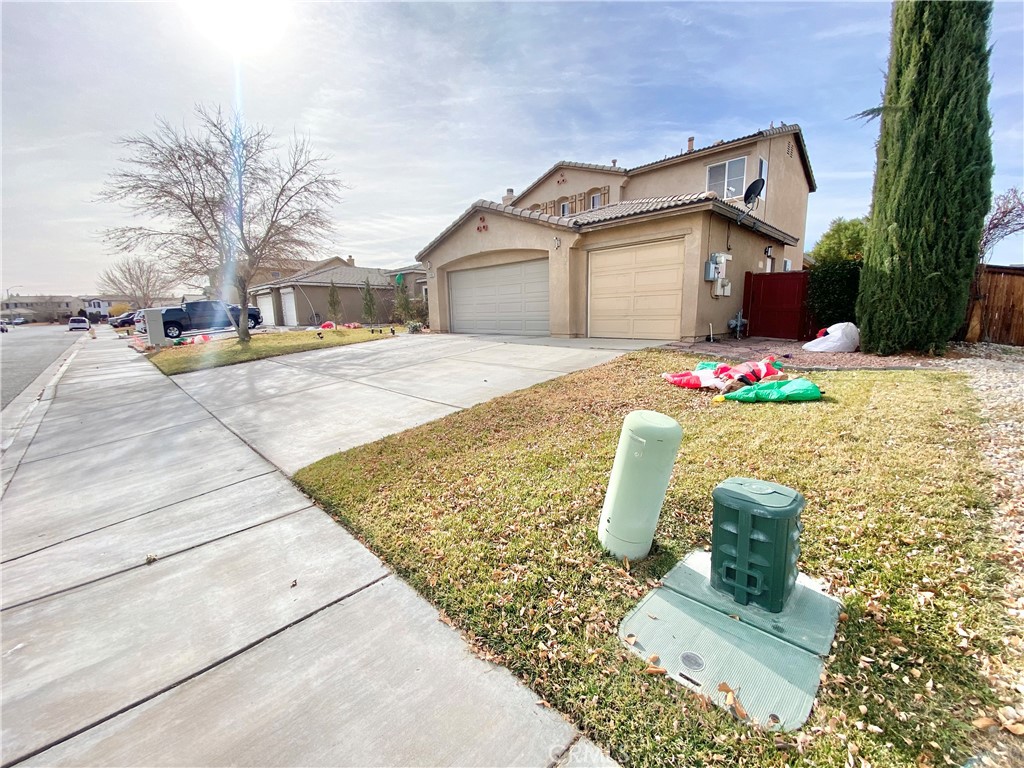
(1, 330), (650, 767)
(173, 332), (653, 474)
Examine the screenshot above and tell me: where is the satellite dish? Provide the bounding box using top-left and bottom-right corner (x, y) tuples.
(743, 178), (765, 207)
(736, 178), (765, 225)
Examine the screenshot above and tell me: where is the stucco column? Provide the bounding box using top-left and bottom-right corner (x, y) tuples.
(547, 243), (571, 337)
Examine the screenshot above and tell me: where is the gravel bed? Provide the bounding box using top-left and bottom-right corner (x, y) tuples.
(939, 345), (1024, 762)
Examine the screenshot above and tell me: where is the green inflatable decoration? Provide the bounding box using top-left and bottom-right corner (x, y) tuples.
(721, 378), (822, 403)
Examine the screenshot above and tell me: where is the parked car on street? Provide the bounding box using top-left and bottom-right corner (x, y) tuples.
(158, 300), (262, 338)
(12, 317), (27, 325)
(109, 311), (137, 328)
(68, 317), (91, 331)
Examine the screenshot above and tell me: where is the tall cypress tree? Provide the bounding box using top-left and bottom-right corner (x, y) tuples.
(856, 0), (993, 355)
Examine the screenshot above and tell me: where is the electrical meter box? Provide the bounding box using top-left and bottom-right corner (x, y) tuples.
(710, 477), (804, 613)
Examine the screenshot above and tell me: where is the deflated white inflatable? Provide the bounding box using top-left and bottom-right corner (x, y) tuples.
(802, 322), (860, 352)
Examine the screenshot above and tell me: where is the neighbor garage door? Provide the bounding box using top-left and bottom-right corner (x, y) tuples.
(256, 293), (277, 326)
(589, 240), (685, 339)
(449, 260), (549, 335)
(281, 289), (298, 327)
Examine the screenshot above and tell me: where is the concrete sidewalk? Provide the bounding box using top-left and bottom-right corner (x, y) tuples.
(1, 329), (640, 767)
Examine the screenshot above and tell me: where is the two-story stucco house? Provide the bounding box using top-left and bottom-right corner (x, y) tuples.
(415, 124), (815, 340)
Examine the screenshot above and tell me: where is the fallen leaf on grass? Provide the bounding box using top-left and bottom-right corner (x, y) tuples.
(644, 666), (667, 675)
(623, 556), (630, 572)
(1004, 722), (1024, 736)
(717, 682), (749, 720)
(972, 716), (998, 730)
(648, 654), (660, 665)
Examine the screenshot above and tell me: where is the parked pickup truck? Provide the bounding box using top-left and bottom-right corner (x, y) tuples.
(158, 301), (263, 338)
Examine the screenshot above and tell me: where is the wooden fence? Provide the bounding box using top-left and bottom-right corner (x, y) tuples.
(964, 265), (1024, 346)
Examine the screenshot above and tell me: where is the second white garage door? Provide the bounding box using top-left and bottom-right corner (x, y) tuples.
(589, 240), (685, 340)
(449, 260), (549, 335)
(256, 293), (277, 326)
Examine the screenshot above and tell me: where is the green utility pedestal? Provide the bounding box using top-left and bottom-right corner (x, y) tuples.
(617, 477), (841, 731)
(597, 410), (682, 561)
(710, 478), (804, 613)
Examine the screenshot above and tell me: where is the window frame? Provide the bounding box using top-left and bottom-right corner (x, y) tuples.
(706, 157), (746, 200)
(758, 157), (768, 198)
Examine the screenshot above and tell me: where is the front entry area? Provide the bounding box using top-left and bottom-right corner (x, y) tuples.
(448, 259), (550, 336)
(588, 239), (685, 340)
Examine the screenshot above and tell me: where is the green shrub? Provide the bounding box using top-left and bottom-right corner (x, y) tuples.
(808, 258), (862, 327)
(407, 298), (429, 325)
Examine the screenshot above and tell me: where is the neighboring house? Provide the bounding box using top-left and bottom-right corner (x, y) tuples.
(249, 256), (395, 326)
(415, 124), (816, 340)
(1, 295), (85, 323)
(385, 265), (428, 303)
(211, 257), (323, 304)
(80, 295), (136, 319)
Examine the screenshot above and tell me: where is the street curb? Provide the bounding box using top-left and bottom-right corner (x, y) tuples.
(1, 334), (89, 496)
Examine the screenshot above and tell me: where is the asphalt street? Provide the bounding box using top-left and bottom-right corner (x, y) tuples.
(0, 325), (82, 409)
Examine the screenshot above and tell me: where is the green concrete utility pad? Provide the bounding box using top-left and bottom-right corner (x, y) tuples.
(619, 551), (842, 731)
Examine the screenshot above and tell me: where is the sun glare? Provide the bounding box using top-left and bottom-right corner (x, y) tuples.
(181, 1), (292, 59)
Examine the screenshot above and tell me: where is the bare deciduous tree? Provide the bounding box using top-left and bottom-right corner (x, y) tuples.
(96, 255), (178, 309)
(979, 187), (1024, 260)
(101, 105), (344, 341)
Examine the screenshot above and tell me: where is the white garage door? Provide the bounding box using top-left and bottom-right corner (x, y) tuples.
(449, 260), (549, 335)
(281, 289), (298, 327)
(589, 240), (685, 340)
(256, 294), (277, 326)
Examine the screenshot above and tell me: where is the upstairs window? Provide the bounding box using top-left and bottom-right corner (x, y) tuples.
(758, 158), (768, 197)
(557, 197), (571, 216)
(590, 193), (601, 209)
(707, 157), (746, 199)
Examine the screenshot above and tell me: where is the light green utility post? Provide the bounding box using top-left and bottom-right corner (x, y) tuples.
(598, 410), (683, 561)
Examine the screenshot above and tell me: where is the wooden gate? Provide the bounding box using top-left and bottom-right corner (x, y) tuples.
(742, 271), (816, 340)
(964, 265), (1024, 346)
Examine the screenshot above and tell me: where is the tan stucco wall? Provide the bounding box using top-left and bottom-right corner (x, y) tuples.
(692, 211), (782, 341)
(627, 144), (756, 203)
(424, 206), (792, 341)
(757, 134), (809, 267)
(513, 168), (626, 212)
(622, 136), (809, 266)
(254, 285), (393, 326)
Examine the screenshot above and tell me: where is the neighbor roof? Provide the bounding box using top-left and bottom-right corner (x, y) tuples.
(252, 259), (392, 290)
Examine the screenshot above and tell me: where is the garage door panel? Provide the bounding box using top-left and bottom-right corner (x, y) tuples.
(634, 268), (683, 288)
(449, 259), (549, 336)
(634, 293), (682, 312)
(589, 241), (685, 340)
(633, 318), (681, 337)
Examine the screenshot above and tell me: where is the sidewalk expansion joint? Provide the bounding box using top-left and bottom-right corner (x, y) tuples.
(549, 734), (582, 768)
(2, 573), (392, 768)
(1, 503), (315, 613)
(0, 470), (280, 565)
(13, 412), (214, 468)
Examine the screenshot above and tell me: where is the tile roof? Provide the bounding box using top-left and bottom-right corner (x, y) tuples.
(570, 192), (719, 225)
(413, 199), (577, 262)
(385, 264), (427, 274)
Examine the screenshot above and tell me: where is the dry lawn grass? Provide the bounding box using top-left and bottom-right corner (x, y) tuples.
(148, 328), (401, 375)
(295, 349), (1013, 768)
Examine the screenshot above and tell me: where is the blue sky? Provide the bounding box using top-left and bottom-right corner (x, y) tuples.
(3, 1), (1022, 295)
